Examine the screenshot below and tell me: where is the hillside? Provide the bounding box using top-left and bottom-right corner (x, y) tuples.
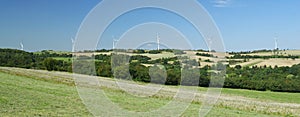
(1, 67), (300, 116)
(89, 49), (300, 67)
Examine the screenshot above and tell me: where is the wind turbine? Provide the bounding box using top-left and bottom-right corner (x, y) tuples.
(20, 42), (24, 51)
(275, 36), (278, 50)
(206, 35), (213, 52)
(156, 33), (160, 50)
(71, 37), (75, 52)
(274, 34), (279, 55)
(112, 36), (119, 50)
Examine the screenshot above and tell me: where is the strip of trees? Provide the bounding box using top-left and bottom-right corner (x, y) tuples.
(227, 54), (299, 60)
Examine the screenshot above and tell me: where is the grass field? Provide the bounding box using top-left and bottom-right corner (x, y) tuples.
(0, 70), (90, 116)
(1, 67), (300, 116)
(52, 57), (72, 62)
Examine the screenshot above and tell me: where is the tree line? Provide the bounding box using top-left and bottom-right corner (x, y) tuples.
(227, 54), (299, 60)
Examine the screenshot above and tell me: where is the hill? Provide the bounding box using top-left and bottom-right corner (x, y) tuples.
(1, 67), (300, 116)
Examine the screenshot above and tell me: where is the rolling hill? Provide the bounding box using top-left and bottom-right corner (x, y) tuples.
(1, 67), (300, 116)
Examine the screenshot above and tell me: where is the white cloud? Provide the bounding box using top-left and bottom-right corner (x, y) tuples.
(212, 0), (232, 7)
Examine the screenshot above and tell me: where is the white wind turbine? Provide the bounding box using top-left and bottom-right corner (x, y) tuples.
(71, 37), (75, 52)
(274, 34), (279, 55)
(156, 33), (160, 51)
(112, 36), (119, 50)
(205, 35), (213, 52)
(20, 41), (24, 51)
(275, 36), (278, 50)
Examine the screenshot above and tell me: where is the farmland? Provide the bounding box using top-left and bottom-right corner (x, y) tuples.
(56, 49), (300, 68)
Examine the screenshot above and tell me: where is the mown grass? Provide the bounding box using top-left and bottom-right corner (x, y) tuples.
(103, 87), (277, 117)
(196, 86), (300, 104)
(0, 72), (91, 116)
(221, 88), (300, 104)
(0, 67), (298, 116)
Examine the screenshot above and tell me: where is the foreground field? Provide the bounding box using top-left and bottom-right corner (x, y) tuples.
(1, 67), (300, 116)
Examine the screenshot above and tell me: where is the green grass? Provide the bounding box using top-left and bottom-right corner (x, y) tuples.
(103, 87), (171, 112)
(221, 88), (300, 104)
(52, 57), (72, 62)
(0, 67), (299, 116)
(196, 87), (300, 104)
(33, 50), (71, 55)
(0, 72), (91, 116)
(102, 87), (275, 117)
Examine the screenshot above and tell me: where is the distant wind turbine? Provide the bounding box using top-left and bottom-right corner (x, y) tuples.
(207, 36), (213, 52)
(20, 42), (24, 51)
(275, 36), (278, 50)
(71, 37), (75, 52)
(274, 33), (279, 55)
(112, 36), (119, 50)
(156, 33), (160, 50)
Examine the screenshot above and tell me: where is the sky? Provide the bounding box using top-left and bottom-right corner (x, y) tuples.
(0, 0), (299, 52)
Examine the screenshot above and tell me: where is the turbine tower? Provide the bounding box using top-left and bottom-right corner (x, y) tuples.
(156, 33), (160, 50)
(20, 42), (24, 51)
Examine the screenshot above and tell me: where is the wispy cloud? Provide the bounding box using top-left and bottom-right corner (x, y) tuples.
(212, 0), (232, 7)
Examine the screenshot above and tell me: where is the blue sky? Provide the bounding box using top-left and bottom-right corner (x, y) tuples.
(0, 0), (299, 52)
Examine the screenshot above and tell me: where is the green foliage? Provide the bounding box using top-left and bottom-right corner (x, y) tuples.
(204, 59), (212, 63)
(132, 49), (146, 54)
(39, 50), (72, 58)
(96, 61), (112, 77)
(225, 64), (300, 92)
(195, 52), (215, 57)
(148, 50), (161, 54)
(227, 54), (299, 59)
(129, 62), (150, 82)
(43, 58), (56, 71)
(130, 55), (151, 63)
(0, 49), (44, 68)
(73, 60), (95, 75)
(43, 58), (71, 72)
(94, 54), (110, 62)
(228, 49), (274, 54)
(113, 65), (131, 80)
(95, 49), (111, 52)
(149, 65), (167, 84)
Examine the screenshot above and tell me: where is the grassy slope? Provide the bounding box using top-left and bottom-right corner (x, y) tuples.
(0, 67), (298, 116)
(0, 72), (91, 116)
(221, 88), (300, 104)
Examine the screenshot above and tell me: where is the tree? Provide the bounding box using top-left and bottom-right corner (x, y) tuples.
(113, 65), (131, 80)
(43, 58), (56, 71)
(149, 65), (167, 84)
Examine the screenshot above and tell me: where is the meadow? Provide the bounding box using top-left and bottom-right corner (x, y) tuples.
(1, 67), (299, 116)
